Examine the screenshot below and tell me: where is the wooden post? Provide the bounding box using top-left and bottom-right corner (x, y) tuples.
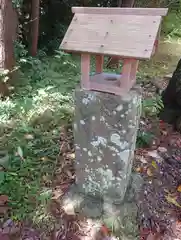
(121, 59), (138, 91)
(95, 55), (104, 73)
(130, 59), (139, 84)
(153, 25), (161, 54)
(81, 54), (90, 89)
(121, 59), (132, 90)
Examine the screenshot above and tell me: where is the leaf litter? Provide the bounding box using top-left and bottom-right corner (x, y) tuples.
(136, 119), (181, 239)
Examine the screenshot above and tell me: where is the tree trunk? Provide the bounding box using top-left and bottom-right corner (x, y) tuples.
(0, 0), (17, 97)
(148, 0), (162, 7)
(20, 1), (31, 47)
(81, 0), (89, 6)
(160, 58), (181, 131)
(30, 0), (40, 56)
(106, 0), (135, 69)
(118, 0), (135, 7)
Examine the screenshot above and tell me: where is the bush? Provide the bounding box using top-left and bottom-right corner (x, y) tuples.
(142, 96), (164, 118)
(162, 11), (181, 38)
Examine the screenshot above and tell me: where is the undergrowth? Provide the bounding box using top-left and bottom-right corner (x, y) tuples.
(162, 10), (181, 39)
(136, 96), (163, 148)
(0, 44), (79, 221)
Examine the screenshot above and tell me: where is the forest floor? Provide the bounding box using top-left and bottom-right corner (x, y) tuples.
(0, 38), (181, 240)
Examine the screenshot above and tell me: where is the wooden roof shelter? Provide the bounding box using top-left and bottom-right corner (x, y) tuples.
(60, 7), (168, 95)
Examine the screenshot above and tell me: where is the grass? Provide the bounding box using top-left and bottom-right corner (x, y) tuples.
(138, 38), (181, 80)
(1, 11), (181, 225)
(0, 53), (79, 221)
(162, 10), (181, 40)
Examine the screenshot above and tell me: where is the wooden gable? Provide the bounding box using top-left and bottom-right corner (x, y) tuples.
(60, 7), (168, 59)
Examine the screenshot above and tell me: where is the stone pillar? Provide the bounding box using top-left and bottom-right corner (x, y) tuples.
(73, 86), (142, 204)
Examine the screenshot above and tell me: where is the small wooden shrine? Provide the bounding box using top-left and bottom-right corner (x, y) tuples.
(60, 7), (168, 95)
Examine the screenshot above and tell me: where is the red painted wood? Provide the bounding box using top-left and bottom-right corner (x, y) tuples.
(95, 55), (104, 73)
(81, 53), (91, 89)
(81, 56), (138, 95)
(89, 82), (125, 95)
(121, 58), (132, 91)
(130, 59), (139, 84)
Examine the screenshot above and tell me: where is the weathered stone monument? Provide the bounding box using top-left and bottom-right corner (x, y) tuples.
(74, 88), (141, 204)
(60, 6), (168, 238)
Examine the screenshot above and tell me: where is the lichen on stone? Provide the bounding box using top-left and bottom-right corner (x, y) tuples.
(110, 133), (121, 147)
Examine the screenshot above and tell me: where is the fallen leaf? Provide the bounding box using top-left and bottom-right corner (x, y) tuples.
(135, 167), (142, 173)
(147, 150), (160, 159)
(51, 189), (63, 200)
(100, 225), (110, 236)
(158, 147), (167, 153)
(66, 170), (73, 178)
(147, 168), (153, 177)
(164, 189), (169, 193)
(63, 202), (75, 215)
(161, 130), (168, 136)
(139, 156), (147, 164)
(177, 185), (181, 192)
(60, 142), (68, 154)
(165, 194), (181, 208)
(151, 160), (157, 169)
(67, 153), (75, 160)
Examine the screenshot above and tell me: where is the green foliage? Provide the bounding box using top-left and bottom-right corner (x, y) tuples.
(136, 95), (163, 148)
(12, 0), (23, 9)
(16, 0), (181, 52)
(136, 131), (154, 148)
(162, 11), (181, 39)
(142, 95), (164, 117)
(0, 69), (10, 83)
(0, 42), (80, 221)
(14, 41), (29, 60)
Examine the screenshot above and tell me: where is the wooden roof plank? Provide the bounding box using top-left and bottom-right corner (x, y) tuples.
(72, 7), (168, 16)
(60, 13), (162, 59)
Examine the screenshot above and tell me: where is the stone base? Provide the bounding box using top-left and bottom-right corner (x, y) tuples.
(73, 86), (142, 204)
(61, 173), (143, 240)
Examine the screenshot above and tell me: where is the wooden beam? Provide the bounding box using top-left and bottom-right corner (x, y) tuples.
(95, 55), (104, 73)
(81, 54), (90, 89)
(152, 23), (161, 55)
(130, 59), (139, 84)
(121, 59), (132, 88)
(72, 7), (168, 16)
